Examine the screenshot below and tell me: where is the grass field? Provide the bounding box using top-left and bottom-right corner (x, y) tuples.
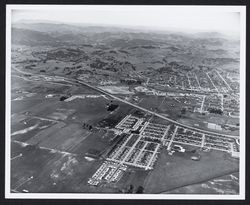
(11, 116), (56, 142)
(11, 97), (49, 114)
(138, 95), (163, 111)
(138, 95), (194, 120)
(36, 123), (90, 152)
(11, 75), (100, 99)
(63, 97), (110, 125)
(179, 113), (239, 136)
(70, 129), (112, 155)
(163, 172), (239, 194)
(143, 146), (239, 193)
(11, 141), (105, 193)
(12, 93), (111, 125)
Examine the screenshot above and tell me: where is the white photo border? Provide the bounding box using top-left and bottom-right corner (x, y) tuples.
(5, 4), (246, 200)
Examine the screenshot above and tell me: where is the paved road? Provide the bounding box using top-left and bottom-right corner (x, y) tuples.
(216, 70), (232, 91)
(13, 67), (239, 139)
(73, 78), (239, 139)
(206, 72), (219, 93)
(167, 126), (178, 150)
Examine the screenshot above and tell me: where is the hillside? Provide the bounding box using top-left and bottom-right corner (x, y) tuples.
(11, 22), (240, 77)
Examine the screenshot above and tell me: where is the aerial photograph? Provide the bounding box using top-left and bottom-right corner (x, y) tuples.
(7, 5), (245, 198)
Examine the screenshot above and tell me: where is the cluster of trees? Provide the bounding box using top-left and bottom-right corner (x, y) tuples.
(24, 64), (36, 70)
(131, 129), (140, 134)
(46, 49), (89, 62)
(89, 58), (108, 69)
(109, 50), (117, 54)
(133, 110), (144, 117)
(207, 107), (223, 115)
(59, 96), (68, 101)
(178, 108), (187, 118)
(24, 74), (31, 77)
(142, 137), (161, 144)
(107, 104), (119, 112)
(91, 50), (105, 55)
(157, 66), (172, 74)
(81, 44), (93, 48)
(119, 185), (144, 194)
(119, 49), (129, 54)
(83, 122), (93, 130)
(141, 45), (158, 49)
(120, 78), (142, 85)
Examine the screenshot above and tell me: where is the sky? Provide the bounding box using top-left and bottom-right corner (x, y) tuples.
(11, 6), (241, 36)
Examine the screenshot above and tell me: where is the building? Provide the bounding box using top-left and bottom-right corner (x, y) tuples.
(207, 123), (222, 131)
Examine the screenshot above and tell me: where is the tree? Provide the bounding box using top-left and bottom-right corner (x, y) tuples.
(89, 125), (93, 130)
(181, 108), (186, 115)
(208, 107), (223, 115)
(60, 96), (67, 101)
(135, 186), (144, 194)
(127, 184), (134, 193)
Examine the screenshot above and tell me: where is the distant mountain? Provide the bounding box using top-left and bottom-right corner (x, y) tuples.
(11, 27), (91, 46)
(192, 31), (239, 41)
(11, 22), (240, 76)
(192, 31), (225, 39)
(12, 23), (85, 35)
(55, 33), (89, 43)
(11, 28), (59, 46)
(12, 22), (237, 46)
(12, 22), (135, 36)
(108, 38), (161, 48)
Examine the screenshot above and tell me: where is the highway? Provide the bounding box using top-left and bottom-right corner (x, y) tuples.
(12, 67), (239, 139)
(73, 78), (239, 139)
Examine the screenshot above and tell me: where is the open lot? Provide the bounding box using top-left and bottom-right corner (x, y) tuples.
(164, 172), (239, 194)
(11, 116), (56, 142)
(70, 129), (114, 155)
(143, 147), (239, 193)
(11, 141), (106, 193)
(138, 95), (163, 112)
